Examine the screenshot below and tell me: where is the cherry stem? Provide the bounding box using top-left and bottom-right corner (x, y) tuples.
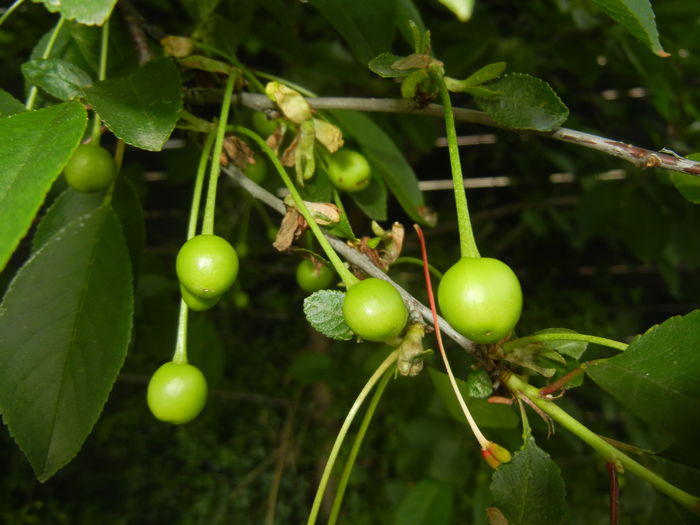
(202, 71), (237, 235)
(502, 332), (627, 353)
(188, 129), (217, 238)
(327, 364), (393, 525)
(306, 350), (398, 525)
(90, 19), (110, 145)
(607, 462), (620, 525)
(505, 372), (700, 514)
(392, 256), (444, 280)
(228, 125), (359, 289)
(432, 68), (479, 259)
(0, 0), (26, 29)
(25, 16), (66, 111)
(539, 366), (584, 397)
(414, 224), (488, 448)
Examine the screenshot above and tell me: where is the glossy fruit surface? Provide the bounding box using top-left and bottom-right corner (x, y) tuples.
(437, 257), (522, 344)
(252, 110), (278, 136)
(296, 259), (334, 293)
(244, 157), (267, 183)
(342, 277), (408, 341)
(147, 362), (208, 424)
(64, 144), (117, 193)
(180, 284), (221, 311)
(327, 149), (371, 192)
(176, 234), (239, 298)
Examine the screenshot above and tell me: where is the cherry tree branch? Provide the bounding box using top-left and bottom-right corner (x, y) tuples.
(185, 89), (700, 177)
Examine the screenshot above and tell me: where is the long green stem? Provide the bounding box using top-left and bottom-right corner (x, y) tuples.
(328, 365), (393, 525)
(433, 69), (479, 259)
(90, 20), (110, 144)
(306, 350), (398, 525)
(26, 16), (65, 110)
(228, 125), (359, 289)
(202, 72), (237, 235)
(505, 373), (700, 515)
(503, 332), (627, 353)
(171, 300), (189, 364)
(188, 129), (217, 238)
(0, 0), (27, 29)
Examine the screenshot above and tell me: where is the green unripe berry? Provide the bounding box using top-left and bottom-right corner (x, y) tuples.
(437, 257), (522, 344)
(296, 259), (334, 293)
(180, 284), (221, 311)
(147, 362), (208, 424)
(176, 234), (239, 299)
(64, 144), (117, 193)
(244, 157), (267, 184)
(342, 277), (408, 342)
(327, 149), (371, 192)
(252, 110), (278, 136)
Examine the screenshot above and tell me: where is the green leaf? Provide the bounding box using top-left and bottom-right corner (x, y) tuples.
(22, 58), (93, 101)
(83, 58), (182, 151)
(444, 62), (506, 92)
(393, 479), (453, 525)
(586, 311), (700, 445)
(310, 0), (396, 64)
(349, 170), (388, 221)
(331, 110), (434, 225)
(591, 0), (668, 57)
(0, 206), (133, 481)
(437, 0), (474, 22)
(32, 190), (104, 252)
(369, 52), (429, 78)
(474, 73), (569, 132)
(37, 0), (118, 26)
(0, 100), (88, 273)
(670, 154), (700, 204)
(303, 290), (353, 341)
(534, 328), (588, 360)
(465, 368), (493, 399)
(427, 368), (519, 429)
(0, 90), (26, 117)
(490, 436), (567, 525)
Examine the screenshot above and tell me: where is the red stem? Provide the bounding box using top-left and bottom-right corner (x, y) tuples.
(539, 366), (584, 397)
(607, 462), (620, 525)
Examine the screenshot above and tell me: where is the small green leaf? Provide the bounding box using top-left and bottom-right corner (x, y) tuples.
(670, 153), (700, 204)
(0, 89), (26, 117)
(586, 310), (700, 446)
(38, 0), (118, 25)
(393, 479), (453, 525)
(83, 58), (182, 151)
(0, 100), (88, 272)
(534, 328), (588, 360)
(445, 62), (506, 92)
(437, 0), (474, 22)
(22, 58), (93, 101)
(490, 436), (567, 525)
(474, 73), (569, 132)
(0, 206), (133, 481)
(369, 52), (423, 78)
(428, 368), (519, 429)
(178, 55), (232, 74)
(592, 0), (668, 57)
(465, 368), (493, 399)
(303, 290), (353, 340)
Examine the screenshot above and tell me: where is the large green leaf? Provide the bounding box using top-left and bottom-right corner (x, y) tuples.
(37, 0), (118, 26)
(586, 311), (700, 445)
(83, 58), (182, 151)
(0, 206), (133, 481)
(393, 478), (453, 525)
(0, 100), (87, 273)
(22, 58), (93, 101)
(310, 0), (396, 64)
(474, 73), (569, 132)
(427, 368), (519, 429)
(0, 90), (26, 117)
(490, 436), (566, 525)
(331, 110), (433, 225)
(592, 0), (667, 57)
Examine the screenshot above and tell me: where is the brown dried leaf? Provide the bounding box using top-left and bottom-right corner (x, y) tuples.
(392, 53), (432, 70)
(222, 135), (254, 169)
(273, 209), (305, 251)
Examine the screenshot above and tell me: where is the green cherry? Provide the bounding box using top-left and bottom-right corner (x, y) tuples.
(327, 149), (371, 192)
(64, 144), (117, 193)
(176, 234), (239, 299)
(147, 362), (208, 424)
(342, 277), (408, 342)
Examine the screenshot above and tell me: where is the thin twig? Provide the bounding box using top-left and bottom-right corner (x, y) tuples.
(184, 90), (700, 177)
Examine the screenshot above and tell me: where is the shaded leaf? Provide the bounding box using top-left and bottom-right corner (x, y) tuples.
(0, 100), (87, 272)
(592, 0), (667, 57)
(428, 368), (519, 429)
(535, 328), (588, 360)
(83, 58), (182, 151)
(0, 89), (26, 117)
(331, 110), (433, 225)
(490, 436), (566, 525)
(445, 62), (506, 92)
(586, 311), (700, 445)
(670, 153), (700, 204)
(393, 479), (453, 525)
(22, 58), (93, 101)
(475, 73), (569, 132)
(369, 52), (423, 78)
(0, 206), (133, 481)
(349, 170), (388, 221)
(310, 0), (396, 64)
(38, 0), (118, 26)
(303, 290), (353, 341)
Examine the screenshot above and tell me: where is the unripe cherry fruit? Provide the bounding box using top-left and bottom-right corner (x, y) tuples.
(327, 149), (371, 192)
(147, 362), (208, 424)
(437, 257), (522, 344)
(342, 277), (408, 342)
(296, 259), (334, 293)
(176, 234), (239, 299)
(64, 144), (117, 193)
